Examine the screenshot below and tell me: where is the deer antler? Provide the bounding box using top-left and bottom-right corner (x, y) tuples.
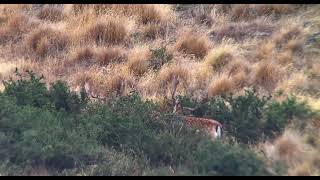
(170, 75), (197, 114)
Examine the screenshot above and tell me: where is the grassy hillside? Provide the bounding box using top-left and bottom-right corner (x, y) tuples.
(0, 4), (319, 176)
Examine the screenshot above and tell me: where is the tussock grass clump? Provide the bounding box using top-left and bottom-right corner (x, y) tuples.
(275, 131), (304, 164)
(71, 47), (96, 66)
(37, 6), (65, 22)
(253, 4), (296, 15)
(277, 50), (293, 65)
(96, 47), (126, 66)
(288, 162), (313, 176)
(175, 32), (210, 58)
(142, 22), (164, 40)
(26, 27), (70, 58)
(136, 4), (172, 24)
(84, 18), (128, 45)
(89, 4), (172, 25)
(190, 64), (214, 97)
(252, 61), (283, 91)
(208, 74), (234, 97)
(127, 46), (152, 76)
(273, 26), (304, 49)
(203, 42), (239, 71)
(285, 38), (304, 53)
(231, 4), (296, 20)
(73, 65), (135, 99)
(212, 20), (274, 42)
(264, 129), (315, 175)
(228, 59), (250, 76)
(232, 70), (248, 89)
(69, 4), (90, 15)
(254, 41), (275, 61)
(276, 72), (308, 96)
(155, 63), (190, 98)
(0, 14), (33, 44)
(105, 72), (135, 98)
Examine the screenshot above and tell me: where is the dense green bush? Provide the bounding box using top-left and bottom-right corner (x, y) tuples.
(0, 71), (272, 176)
(264, 96), (314, 137)
(0, 96), (102, 171)
(3, 69), (50, 108)
(179, 89), (314, 144)
(179, 90), (271, 144)
(192, 141), (269, 176)
(2, 69), (87, 113)
(49, 80), (88, 113)
(149, 46), (173, 71)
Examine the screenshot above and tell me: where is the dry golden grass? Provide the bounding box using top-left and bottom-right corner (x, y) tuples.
(252, 61), (283, 91)
(137, 4), (171, 24)
(208, 74), (234, 97)
(231, 4), (296, 20)
(227, 59), (250, 76)
(203, 42), (239, 71)
(142, 22), (164, 40)
(70, 47), (96, 66)
(264, 130), (306, 165)
(253, 41), (275, 61)
(37, 6), (65, 22)
(191, 5), (216, 26)
(154, 63), (190, 98)
(232, 70), (248, 89)
(277, 50), (293, 65)
(0, 62), (16, 81)
(285, 38), (304, 53)
(25, 27), (70, 58)
(71, 65), (134, 99)
(273, 25), (304, 49)
(127, 46), (152, 76)
(175, 31), (210, 58)
(254, 4), (296, 15)
(264, 129), (320, 176)
(212, 20), (274, 42)
(106, 73), (135, 98)
(288, 162), (313, 176)
(84, 18), (129, 46)
(95, 47), (125, 66)
(276, 72), (308, 95)
(191, 63), (214, 92)
(276, 132), (303, 163)
(67, 4), (89, 15)
(0, 4), (320, 175)
(0, 14), (34, 44)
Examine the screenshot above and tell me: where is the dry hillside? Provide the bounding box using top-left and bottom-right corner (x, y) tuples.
(0, 4), (320, 176)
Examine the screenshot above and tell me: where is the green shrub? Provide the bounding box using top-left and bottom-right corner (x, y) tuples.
(3, 69), (50, 108)
(193, 89), (271, 144)
(177, 89), (314, 144)
(192, 141), (269, 176)
(1, 73), (271, 176)
(62, 149), (145, 176)
(49, 80), (88, 113)
(2, 69), (88, 113)
(149, 46), (173, 71)
(0, 94), (101, 171)
(264, 96), (314, 137)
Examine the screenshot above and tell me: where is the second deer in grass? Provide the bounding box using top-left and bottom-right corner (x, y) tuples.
(170, 75), (223, 141)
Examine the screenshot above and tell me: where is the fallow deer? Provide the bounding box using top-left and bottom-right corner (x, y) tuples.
(170, 75), (223, 141)
(173, 96), (223, 141)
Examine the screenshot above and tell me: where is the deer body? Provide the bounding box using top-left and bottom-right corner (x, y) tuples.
(173, 96), (223, 141)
